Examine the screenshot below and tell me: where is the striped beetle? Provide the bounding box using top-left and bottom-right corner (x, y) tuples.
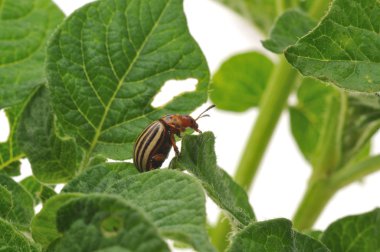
(133, 105), (215, 172)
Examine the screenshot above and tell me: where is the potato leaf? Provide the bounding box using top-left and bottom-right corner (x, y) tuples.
(170, 132), (255, 227)
(0, 94), (35, 174)
(20, 176), (56, 205)
(63, 164), (216, 252)
(341, 94), (380, 165)
(228, 218), (329, 252)
(0, 185), (12, 218)
(263, 9), (317, 53)
(210, 52), (273, 112)
(0, 175), (34, 230)
(46, 0), (210, 164)
(17, 86), (84, 183)
(0, 218), (39, 252)
(31, 193), (82, 249)
(291, 78), (380, 170)
(51, 194), (170, 252)
(321, 208), (380, 251)
(0, 0), (64, 108)
(285, 0), (380, 92)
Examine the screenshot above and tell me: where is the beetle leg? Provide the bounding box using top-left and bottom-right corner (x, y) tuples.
(169, 132), (180, 156)
(176, 131), (181, 138)
(195, 128), (202, 133)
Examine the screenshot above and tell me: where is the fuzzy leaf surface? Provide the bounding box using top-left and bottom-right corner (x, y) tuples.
(285, 0), (380, 92)
(321, 208), (380, 251)
(210, 52), (273, 112)
(51, 194), (170, 252)
(0, 95), (34, 173)
(171, 132), (255, 226)
(228, 218), (329, 252)
(0, 218), (39, 252)
(47, 0), (209, 163)
(0, 175), (34, 230)
(17, 86), (83, 183)
(263, 9), (317, 53)
(20, 176), (56, 205)
(63, 164), (215, 252)
(31, 193), (82, 248)
(0, 0), (64, 108)
(0, 185), (12, 217)
(62, 163), (138, 193)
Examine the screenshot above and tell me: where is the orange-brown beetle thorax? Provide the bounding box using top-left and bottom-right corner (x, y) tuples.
(161, 115), (198, 132)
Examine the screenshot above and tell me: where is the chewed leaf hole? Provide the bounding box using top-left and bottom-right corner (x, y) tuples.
(151, 78), (198, 108)
(0, 110), (10, 142)
(101, 215), (124, 238)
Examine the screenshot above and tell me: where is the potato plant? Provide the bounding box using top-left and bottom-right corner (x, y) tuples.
(1, 0), (380, 251)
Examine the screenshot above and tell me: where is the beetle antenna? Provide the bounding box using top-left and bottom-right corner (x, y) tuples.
(195, 105), (215, 121)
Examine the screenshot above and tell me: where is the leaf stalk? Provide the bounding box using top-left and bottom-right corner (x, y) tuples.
(234, 56), (298, 190)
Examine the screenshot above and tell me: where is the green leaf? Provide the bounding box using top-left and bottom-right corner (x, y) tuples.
(0, 175), (34, 230)
(171, 132), (255, 227)
(291, 78), (380, 169)
(321, 208), (380, 251)
(20, 176), (56, 205)
(0, 218), (39, 252)
(62, 162), (138, 193)
(290, 78), (344, 170)
(63, 164), (216, 252)
(0, 0), (64, 108)
(47, 0), (209, 164)
(31, 193), (82, 248)
(263, 9), (317, 53)
(215, 0), (277, 34)
(51, 194), (170, 252)
(210, 52), (273, 112)
(304, 230), (324, 241)
(341, 94), (380, 165)
(0, 185), (12, 217)
(228, 218), (329, 252)
(0, 99), (30, 173)
(17, 86), (84, 183)
(0, 159), (20, 176)
(285, 0), (380, 92)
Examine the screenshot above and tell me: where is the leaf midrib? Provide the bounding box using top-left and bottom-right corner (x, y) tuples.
(82, 0), (172, 167)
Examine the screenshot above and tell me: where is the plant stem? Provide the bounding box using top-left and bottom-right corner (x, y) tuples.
(210, 215), (231, 252)
(234, 56), (297, 189)
(292, 179), (336, 230)
(330, 155), (380, 189)
(293, 155), (380, 230)
(211, 1), (331, 249)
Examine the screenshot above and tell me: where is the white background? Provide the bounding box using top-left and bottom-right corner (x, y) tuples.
(1, 0), (380, 243)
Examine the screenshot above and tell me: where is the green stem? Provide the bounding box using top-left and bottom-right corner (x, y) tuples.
(210, 215), (231, 252)
(234, 56), (297, 189)
(210, 57), (297, 251)
(211, 1), (331, 249)
(276, 0), (285, 16)
(330, 155), (380, 189)
(292, 179), (336, 230)
(293, 155), (380, 230)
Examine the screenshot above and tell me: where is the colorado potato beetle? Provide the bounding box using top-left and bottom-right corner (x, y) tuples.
(133, 105), (215, 172)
